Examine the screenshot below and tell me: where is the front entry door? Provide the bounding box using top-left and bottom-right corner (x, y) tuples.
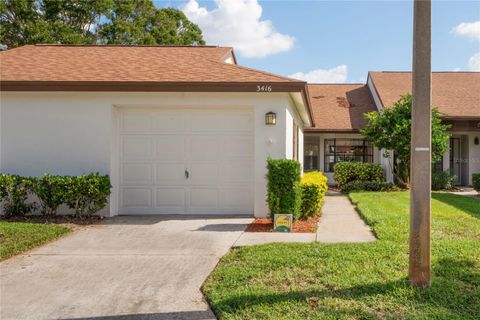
(450, 138), (461, 185)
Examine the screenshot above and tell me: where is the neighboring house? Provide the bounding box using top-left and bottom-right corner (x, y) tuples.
(1, 45), (479, 218)
(0, 45), (312, 217)
(305, 71), (480, 186)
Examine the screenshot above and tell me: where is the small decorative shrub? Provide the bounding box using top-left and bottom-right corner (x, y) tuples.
(473, 173), (480, 192)
(266, 158), (302, 220)
(0, 174), (36, 217)
(63, 173), (112, 216)
(333, 162), (385, 192)
(32, 174), (68, 216)
(300, 171), (328, 219)
(341, 181), (395, 193)
(431, 171), (456, 191)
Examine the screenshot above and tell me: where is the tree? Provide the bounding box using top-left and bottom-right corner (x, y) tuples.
(0, 0), (204, 49)
(361, 94), (450, 186)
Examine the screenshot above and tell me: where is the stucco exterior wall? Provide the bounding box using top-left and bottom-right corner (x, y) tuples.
(1, 91), (306, 217)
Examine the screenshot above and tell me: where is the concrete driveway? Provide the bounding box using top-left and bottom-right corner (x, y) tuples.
(0, 216), (252, 320)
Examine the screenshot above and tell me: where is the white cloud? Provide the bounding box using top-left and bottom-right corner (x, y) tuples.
(182, 0), (294, 58)
(452, 21), (480, 41)
(288, 65), (348, 83)
(468, 52), (480, 71)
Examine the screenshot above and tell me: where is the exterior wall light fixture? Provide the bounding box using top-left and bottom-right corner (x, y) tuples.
(265, 112), (276, 125)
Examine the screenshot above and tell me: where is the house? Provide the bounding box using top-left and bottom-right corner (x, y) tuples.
(1, 45), (479, 218)
(0, 45), (312, 217)
(304, 71), (480, 186)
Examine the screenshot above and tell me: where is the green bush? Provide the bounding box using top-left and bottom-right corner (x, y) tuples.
(341, 181), (395, 193)
(300, 171), (328, 219)
(333, 162), (385, 192)
(32, 174), (68, 216)
(473, 173), (480, 192)
(0, 174), (36, 217)
(64, 173), (112, 216)
(266, 158), (302, 220)
(431, 171), (456, 191)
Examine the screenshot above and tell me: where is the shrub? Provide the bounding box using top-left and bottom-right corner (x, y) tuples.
(64, 173), (112, 216)
(333, 162), (385, 192)
(32, 174), (68, 216)
(266, 158), (302, 220)
(300, 171), (328, 219)
(431, 171), (456, 191)
(473, 173), (480, 192)
(341, 181), (395, 193)
(0, 174), (36, 217)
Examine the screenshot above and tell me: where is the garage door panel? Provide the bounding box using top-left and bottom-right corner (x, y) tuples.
(220, 163), (253, 184)
(189, 188), (219, 208)
(122, 136), (153, 158)
(156, 188), (185, 207)
(221, 136), (253, 158)
(220, 188), (253, 209)
(189, 163), (218, 184)
(122, 163), (153, 185)
(190, 136), (219, 161)
(155, 136), (185, 160)
(118, 108), (253, 215)
(122, 188), (153, 208)
(153, 112), (186, 133)
(156, 163), (185, 185)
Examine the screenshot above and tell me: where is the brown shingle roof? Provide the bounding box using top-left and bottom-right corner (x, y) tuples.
(306, 84), (377, 132)
(0, 45), (303, 91)
(369, 71), (480, 118)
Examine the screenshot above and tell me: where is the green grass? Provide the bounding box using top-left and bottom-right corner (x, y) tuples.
(203, 192), (480, 320)
(0, 221), (71, 260)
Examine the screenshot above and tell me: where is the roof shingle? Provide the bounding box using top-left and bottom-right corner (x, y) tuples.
(306, 84), (377, 131)
(369, 71), (480, 118)
(0, 45), (301, 84)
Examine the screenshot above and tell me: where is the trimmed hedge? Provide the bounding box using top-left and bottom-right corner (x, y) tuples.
(266, 158), (302, 220)
(431, 171), (456, 191)
(0, 174), (36, 217)
(300, 171), (328, 219)
(473, 173), (480, 192)
(341, 181), (395, 193)
(333, 162), (386, 192)
(0, 173), (111, 217)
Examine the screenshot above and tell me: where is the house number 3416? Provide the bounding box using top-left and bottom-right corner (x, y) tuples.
(256, 85), (272, 92)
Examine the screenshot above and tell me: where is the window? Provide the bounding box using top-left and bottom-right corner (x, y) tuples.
(304, 137), (319, 171)
(324, 139), (373, 172)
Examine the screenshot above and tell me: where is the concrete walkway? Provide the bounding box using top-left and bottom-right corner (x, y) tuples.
(316, 191), (376, 243)
(0, 216), (252, 320)
(233, 232), (315, 247)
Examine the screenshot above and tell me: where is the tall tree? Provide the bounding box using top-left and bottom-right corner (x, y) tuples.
(360, 94), (450, 186)
(98, 0), (204, 45)
(0, 0), (204, 48)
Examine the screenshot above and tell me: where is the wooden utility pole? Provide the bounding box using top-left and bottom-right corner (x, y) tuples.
(409, 0), (432, 287)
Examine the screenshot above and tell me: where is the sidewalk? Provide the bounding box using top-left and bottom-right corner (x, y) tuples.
(316, 190), (376, 243)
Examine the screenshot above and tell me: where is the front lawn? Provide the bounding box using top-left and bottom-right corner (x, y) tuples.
(203, 192), (479, 319)
(0, 221), (71, 260)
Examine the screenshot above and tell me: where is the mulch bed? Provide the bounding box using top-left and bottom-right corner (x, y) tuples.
(245, 215), (320, 233)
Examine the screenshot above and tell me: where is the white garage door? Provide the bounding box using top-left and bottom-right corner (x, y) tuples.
(118, 108), (254, 215)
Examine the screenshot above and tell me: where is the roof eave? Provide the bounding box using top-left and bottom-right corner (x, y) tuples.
(0, 80), (306, 92)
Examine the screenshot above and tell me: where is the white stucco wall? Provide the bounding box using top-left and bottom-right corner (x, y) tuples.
(1, 91), (307, 218)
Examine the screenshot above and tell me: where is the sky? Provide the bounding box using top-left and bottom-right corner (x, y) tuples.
(158, 0), (480, 83)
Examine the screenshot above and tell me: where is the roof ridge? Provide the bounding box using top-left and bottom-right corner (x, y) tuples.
(370, 70), (480, 74)
(33, 44), (227, 49)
